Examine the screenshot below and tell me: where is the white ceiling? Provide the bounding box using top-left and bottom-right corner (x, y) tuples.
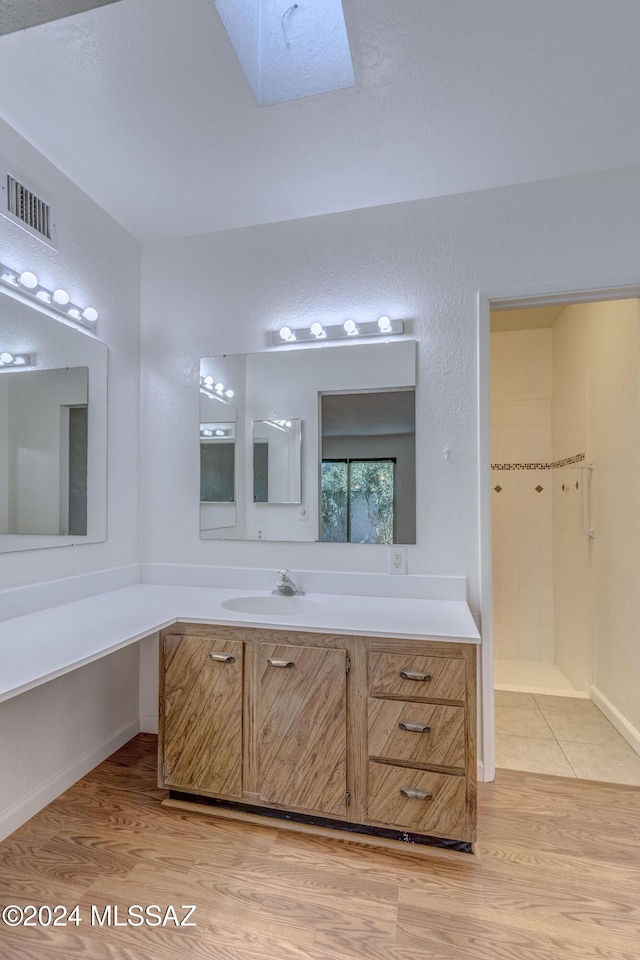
(1, 0), (640, 243)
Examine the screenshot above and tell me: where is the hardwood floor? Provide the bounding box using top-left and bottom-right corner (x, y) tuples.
(1, 734), (640, 959)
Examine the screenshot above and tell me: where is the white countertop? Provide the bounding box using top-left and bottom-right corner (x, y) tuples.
(0, 584), (479, 704)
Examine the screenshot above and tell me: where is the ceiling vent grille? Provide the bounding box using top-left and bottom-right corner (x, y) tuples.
(7, 174), (51, 239)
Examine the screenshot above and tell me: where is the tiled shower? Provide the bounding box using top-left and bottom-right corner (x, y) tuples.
(490, 315), (591, 695)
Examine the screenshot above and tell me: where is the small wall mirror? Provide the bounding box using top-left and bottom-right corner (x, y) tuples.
(200, 340), (415, 542)
(0, 291), (107, 553)
(252, 418), (302, 504)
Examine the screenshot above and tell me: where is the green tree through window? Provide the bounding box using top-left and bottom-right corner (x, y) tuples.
(321, 459), (395, 543)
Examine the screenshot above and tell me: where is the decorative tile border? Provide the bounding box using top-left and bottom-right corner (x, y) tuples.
(491, 453), (585, 471)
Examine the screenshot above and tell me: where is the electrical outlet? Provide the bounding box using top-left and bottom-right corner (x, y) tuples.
(389, 546), (407, 575)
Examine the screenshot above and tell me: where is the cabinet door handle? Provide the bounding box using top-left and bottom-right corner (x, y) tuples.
(400, 787), (433, 800)
(400, 670), (432, 682)
(209, 652), (236, 663)
(268, 658), (295, 668)
(399, 722), (431, 733)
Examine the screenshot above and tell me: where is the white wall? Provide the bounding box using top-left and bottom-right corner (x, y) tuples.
(140, 162), (640, 618)
(0, 118), (141, 835)
(490, 329), (554, 662)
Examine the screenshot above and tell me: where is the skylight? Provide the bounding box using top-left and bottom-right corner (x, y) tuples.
(215, 0), (355, 107)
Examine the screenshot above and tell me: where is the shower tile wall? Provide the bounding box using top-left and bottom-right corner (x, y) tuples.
(491, 329), (554, 663)
(492, 401), (554, 661)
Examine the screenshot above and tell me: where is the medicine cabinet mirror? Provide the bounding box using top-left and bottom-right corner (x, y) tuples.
(0, 291), (107, 553)
(200, 339), (415, 543)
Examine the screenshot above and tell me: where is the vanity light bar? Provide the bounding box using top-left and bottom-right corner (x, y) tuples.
(0, 351), (32, 368)
(199, 376), (235, 402)
(0, 261), (99, 330)
(272, 316), (404, 345)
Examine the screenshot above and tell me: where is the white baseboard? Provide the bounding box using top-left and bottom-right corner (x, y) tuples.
(590, 685), (640, 759)
(477, 760), (487, 782)
(0, 718), (140, 842)
(140, 714), (158, 735)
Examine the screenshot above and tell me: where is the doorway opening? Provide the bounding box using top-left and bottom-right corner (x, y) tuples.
(489, 296), (640, 785)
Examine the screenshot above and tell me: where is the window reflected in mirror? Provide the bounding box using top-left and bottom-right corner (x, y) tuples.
(320, 390), (415, 544)
(321, 459), (396, 543)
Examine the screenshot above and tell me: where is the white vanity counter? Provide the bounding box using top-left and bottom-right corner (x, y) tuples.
(0, 583), (479, 704)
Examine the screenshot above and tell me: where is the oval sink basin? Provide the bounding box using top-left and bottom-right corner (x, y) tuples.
(220, 594), (322, 616)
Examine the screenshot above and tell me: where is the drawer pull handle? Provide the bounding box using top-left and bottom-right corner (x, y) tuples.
(400, 787), (433, 801)
(399, 722), (431, 733)
(268, 658), (295, 668)
(400, 670), (432, 682)
(209, 652), (236, 663)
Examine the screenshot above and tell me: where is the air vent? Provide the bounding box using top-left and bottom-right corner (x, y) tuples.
(1, 170), (55, 248)
(7, 174), (51, 238)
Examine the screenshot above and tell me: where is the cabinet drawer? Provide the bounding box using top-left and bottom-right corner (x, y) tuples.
(368, 698), (465, 769)
(367, 762), (469, 840)
(369, 652), (466, 701)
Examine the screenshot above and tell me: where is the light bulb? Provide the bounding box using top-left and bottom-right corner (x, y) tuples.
(203, 376), (214, 386)
(310, 322), (324, 338)
(53, 289), (70, 305)
(0, 352), (13, 364)
(202, 429), (213, 437)
(67, 308), (82, 320)
(18, 271), (38, 289)
(285, 421), (292, 427)
(224, 389), (234, 398)
(82, 307), (98, 323)
(14, 356), (26, 365)
(378, 315), (391, 332)
(344, 319), (357, 335)
(279, 326), (293, 341)
(215, 382), (224, 393)
(215, 429), (225, 436)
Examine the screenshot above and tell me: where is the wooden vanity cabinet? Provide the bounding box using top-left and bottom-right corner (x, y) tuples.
(161, 634), (244, 797)
(159, 624), (477, 853)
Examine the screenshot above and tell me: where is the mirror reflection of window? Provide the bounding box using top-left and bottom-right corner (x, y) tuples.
(322, 459), (395, 543)
(320, 389), (415, 544)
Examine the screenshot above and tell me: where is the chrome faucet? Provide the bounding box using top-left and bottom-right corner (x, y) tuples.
(273, 569), (304, 596)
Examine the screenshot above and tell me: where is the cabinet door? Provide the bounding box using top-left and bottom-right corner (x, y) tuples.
(162, 634), (243, 797)
(256, 643), (347, 816)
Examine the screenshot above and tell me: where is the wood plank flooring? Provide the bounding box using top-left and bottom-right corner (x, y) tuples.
(1, 734), (640, 959)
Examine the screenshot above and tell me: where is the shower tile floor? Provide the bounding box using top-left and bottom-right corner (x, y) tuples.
(495, 689), (640, 785)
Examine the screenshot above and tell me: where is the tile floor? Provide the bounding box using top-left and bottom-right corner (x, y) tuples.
(495, 689), (640, 785)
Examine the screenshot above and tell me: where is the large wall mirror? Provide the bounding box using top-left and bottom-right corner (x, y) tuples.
(0, 291), (107, 553)
(200, 339), (416, 543)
